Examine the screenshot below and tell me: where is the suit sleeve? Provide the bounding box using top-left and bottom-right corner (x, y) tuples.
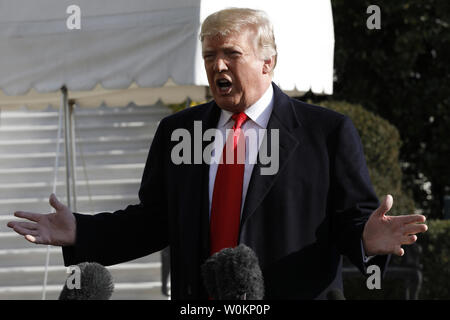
(329, 115), (389, 276)
(62, 118), (170, 266)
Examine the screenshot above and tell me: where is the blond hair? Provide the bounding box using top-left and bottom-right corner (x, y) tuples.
(200, 8), (277, 70)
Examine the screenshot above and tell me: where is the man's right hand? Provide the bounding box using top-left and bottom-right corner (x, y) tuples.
(7, 193), (76, 246)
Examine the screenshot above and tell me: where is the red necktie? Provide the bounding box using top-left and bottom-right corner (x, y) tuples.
(210, 112), (248, 255)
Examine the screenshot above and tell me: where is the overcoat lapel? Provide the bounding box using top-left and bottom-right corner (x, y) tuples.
(240, 84), (303, 231)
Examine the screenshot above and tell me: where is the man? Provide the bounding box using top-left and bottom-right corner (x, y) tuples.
(7, 8), (427, 299)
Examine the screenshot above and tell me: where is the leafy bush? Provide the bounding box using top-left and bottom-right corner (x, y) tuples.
(417, 219), (450, 299)
(167, 99), (206, 113)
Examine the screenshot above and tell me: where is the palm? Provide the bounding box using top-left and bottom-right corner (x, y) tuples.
(362, 195), (428, 256)
(7, 193), (76, 246)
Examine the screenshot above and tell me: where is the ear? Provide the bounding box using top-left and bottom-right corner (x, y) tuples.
(262, 56), (275, 75)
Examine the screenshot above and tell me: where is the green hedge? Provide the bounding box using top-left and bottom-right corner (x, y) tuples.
(417, 219), (450, 299)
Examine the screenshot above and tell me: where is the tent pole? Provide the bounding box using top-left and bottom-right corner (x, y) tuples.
(69, 100), (77, 212)
(61, 86), (72, 210)
(42, 94), (65, 300)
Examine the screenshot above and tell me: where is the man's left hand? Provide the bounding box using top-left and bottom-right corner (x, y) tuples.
(362, 194), (428, 256)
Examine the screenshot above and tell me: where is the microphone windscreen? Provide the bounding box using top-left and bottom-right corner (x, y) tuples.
(201, 244), (264, 300)
(326, 288), (345, 300)
(59, 262), (114, 300)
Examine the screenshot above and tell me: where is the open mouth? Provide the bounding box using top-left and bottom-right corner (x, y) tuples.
(216, 78), (232, 93)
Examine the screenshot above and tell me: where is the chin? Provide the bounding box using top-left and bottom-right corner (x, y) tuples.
(216, 101), (243, 113)
(214, 96), (245, 113)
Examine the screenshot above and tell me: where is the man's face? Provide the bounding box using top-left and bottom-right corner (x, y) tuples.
(202, 28), (272, 113)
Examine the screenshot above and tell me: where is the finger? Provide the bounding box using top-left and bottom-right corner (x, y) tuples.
(401, 234), (417, 245)
(11, 224), (39, 237)
(14, 211), (42, 223)
(49, 193), (66, 211)
(403, 223), (428, 235)
(375, 194), (393, 217)
(7, 221), (38, 230)
(398, 214), (426, 225)
(25, 234), (43, 244)
(6, 221), (15, 228)
(25, 235), (36, 243)
(391, 215), (427, 228)
(393, 245), (404, 256)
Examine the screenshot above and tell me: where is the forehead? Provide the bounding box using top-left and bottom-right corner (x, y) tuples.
(201, 28), (255, 51)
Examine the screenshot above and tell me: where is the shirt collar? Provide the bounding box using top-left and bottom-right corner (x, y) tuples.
(217, 84), (274, 129)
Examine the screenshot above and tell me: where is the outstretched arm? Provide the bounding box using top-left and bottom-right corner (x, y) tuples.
(8, 117), (170, 266)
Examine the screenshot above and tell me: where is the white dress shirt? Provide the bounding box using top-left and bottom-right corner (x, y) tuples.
(208, 84), (274, 218)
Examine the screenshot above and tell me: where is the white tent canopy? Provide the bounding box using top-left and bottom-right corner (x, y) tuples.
(0, 0), (334, 109)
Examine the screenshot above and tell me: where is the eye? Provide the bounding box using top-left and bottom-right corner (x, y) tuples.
(202, 53), (214, 61)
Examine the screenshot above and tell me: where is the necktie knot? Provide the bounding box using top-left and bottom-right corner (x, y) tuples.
(231, 112), (248, 130)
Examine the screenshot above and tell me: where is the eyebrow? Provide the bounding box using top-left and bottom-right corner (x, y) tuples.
(202, 45), (242, 55)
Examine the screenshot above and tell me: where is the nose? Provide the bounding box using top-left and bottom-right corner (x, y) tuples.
(214, 57), (228, 73)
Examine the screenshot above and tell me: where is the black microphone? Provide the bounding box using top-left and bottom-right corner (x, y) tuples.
(201, 244), (264, 300)
(326, 288), (346, 300)
(59, 262), (114, 300)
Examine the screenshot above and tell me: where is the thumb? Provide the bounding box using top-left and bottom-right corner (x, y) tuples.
(49, 193), (66, 212)
(375, 194), (393, 217)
